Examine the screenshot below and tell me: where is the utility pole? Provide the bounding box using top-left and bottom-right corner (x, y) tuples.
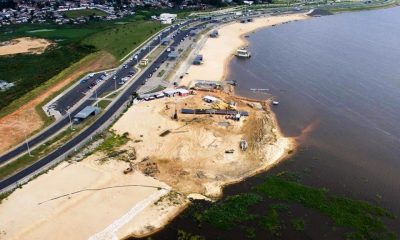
(67, 109), (73, 130)
(22, 127), (32, 157)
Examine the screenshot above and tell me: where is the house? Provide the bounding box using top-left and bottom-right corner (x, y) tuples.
(73, 106), (100, 124)
(176, 88), (190, 96)
(163, 88), (190, 97)
(160, 13), (177, 24)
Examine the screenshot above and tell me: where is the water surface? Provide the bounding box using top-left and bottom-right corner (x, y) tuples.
(230, 7), (400, 217)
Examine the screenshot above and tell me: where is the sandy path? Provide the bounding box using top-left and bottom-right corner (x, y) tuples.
(0, 37), (52, 56)
(0, 51), (116, 155)
(180, 13), (309, 87)
(0, 156), (169, 240)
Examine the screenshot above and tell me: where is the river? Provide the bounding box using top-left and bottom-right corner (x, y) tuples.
(141, 7), (400, 239)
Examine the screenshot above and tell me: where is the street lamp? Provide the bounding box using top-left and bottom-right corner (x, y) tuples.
(20, 124), (32, 157)
(66, 109), (73, 130)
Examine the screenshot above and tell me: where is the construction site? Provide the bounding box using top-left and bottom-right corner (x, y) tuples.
(112, 90), (294, 197)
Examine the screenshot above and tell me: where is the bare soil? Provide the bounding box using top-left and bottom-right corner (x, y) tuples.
(0, 37), (52, 56)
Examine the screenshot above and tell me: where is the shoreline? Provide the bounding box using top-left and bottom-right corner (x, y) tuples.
(0, 13), (306, 240)
(124, 13), (309, 238)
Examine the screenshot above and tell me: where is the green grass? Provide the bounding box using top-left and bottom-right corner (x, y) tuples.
(64, 9), (107, 18)
(254, 177), (396, 239)
(97, 100), (112, 109)
(96, 131), (130, 153)
(0, 51), (111, 121)
(0, 17), (164, 113)
(0, 44), (95, 112)
(291, 218), (305, 231)
(260, 208), (282, 236)
(197, 193), (262, 230)
(190, 176), (396, 239)
(82, 20), (164, 59)
(157, 69), (166, 77)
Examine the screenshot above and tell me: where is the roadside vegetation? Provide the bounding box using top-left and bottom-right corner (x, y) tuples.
(154, 173), (396, 240)
(0, 9), (168, 114)
(0, 112), (101, 181)
(96, 131), (130, 154)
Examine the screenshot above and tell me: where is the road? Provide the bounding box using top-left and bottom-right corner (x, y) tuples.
(0, 20), (194, 166)
(0, 20), (209, 191)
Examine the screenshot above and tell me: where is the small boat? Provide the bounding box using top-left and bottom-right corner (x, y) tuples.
(235, 48), (251, 58)
(272, 101), (279, 105)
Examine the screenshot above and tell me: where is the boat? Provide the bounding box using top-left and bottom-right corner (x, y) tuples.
(235, 48), (251, 58)
(272, 101), (279, 105)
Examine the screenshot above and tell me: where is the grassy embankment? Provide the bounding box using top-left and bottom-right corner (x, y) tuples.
(329, 0), (400, 13)
(162, 174), (397, 240)
(0, 12), (166, 118)
(64, 9), (107, 18)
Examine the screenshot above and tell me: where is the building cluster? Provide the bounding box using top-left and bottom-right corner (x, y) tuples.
(0, 1), (136, 27)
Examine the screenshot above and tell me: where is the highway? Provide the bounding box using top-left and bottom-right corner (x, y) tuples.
(0, 19), (208, 191)
(0, 20), (195, 166)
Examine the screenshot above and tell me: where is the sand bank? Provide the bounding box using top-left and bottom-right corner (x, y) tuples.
(0, 156), (172, 240)
(180, 13), (309, 87)
(0, 37), (52, 56)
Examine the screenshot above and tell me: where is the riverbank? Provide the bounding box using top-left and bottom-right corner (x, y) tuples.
(0, 13), (306, 240)
(179, 13), (310, 87)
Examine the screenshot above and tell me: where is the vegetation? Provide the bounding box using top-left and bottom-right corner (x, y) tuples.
(254, 177), (396, 239)
(82, 20), (164, 59)
(97, 100), (112, 109)
(0, 44), (95, 111)
(198, 193), (262, 230)
(179, 175), (397, 240)
(96, 131), (130, 153)
(0, 111), (101, 180)
(291, 218), (305, 231)
(64, 9), (107, 18)
(177, 230), (205, 240)
(0, 16), (164, 113)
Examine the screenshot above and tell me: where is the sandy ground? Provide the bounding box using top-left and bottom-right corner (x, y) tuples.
(0, 156), (174, 240)
(113, 94), (293, 198)
(0, 14), (304, 240)
(0, 51), (116, 154)
(180, 13), (309, 87)
(0, 37), (52, 56)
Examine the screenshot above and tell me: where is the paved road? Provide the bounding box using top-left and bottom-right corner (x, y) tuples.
(0, 20), (208, 191)
(0, 20), (194, 166)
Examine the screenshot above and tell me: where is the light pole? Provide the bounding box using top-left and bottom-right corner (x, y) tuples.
(66, 109), (73, 130)
(21, 126), (32, 157)
(95, 88), (99, 107)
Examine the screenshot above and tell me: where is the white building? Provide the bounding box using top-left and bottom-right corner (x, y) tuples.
(159, 13), (177, 24)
